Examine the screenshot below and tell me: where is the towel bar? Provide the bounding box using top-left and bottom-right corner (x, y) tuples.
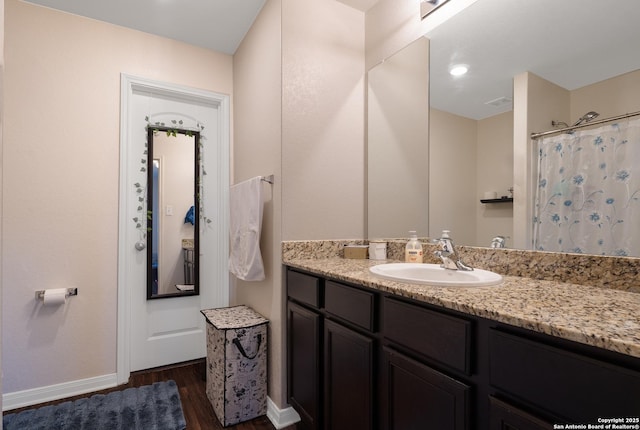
(261, 175), (274, 184)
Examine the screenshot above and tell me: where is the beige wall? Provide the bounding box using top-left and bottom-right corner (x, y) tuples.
(233, 0), (365, 409)
(2, 0), (232, 394)
(571, 69), (640, 122)
(428, 109), (477, 244)
(428, 109), (513, 247)
(368, 37), (429, 239)
(232, 0), (286, 408)
(282, 0), (365, 240)
(476, 111), (513, 247)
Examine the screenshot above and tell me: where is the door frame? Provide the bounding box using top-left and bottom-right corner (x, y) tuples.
(117, 74), (230, 384)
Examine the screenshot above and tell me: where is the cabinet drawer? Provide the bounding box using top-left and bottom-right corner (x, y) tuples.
(489, 329), (640, 422)
(325, 281), (375, 332)
(287, 270), (321, 308)
(489, 396), (552, 430)
(383, 298), (471, 374)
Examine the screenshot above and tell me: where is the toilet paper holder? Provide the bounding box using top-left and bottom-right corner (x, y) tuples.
(35, 288), (78, 301)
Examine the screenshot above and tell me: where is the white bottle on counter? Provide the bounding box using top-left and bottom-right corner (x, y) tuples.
(405, 231), (423, 263)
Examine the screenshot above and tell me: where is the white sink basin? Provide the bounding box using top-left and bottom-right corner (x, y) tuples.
(369, 263), (502, 287)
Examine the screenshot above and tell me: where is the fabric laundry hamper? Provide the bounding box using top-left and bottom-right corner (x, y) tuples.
(201, 305), (269, 427)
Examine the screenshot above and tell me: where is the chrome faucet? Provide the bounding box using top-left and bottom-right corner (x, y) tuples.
(434, 230), (473, 271)
(490, 236), (506, 248)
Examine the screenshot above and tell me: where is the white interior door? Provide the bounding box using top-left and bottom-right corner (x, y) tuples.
(118, 75), (229, 377)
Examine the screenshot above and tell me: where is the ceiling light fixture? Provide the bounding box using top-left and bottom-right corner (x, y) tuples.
(449, 65), (468, 76)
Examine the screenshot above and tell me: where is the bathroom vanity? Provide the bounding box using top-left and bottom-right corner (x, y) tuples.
(284, 245), (640, 430)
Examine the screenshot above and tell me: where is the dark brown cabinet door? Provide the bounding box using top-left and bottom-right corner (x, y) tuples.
(381, 347), (470, 430)
(324, 319), (374, 430)
(288, 301), (322, 430)
(489, 329), (640, 422)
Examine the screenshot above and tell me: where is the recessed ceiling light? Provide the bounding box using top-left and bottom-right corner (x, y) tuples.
(485, 96), (512, 107)
(449, 65), (468, 76)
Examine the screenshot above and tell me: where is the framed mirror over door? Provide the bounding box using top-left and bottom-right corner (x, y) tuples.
(146, 126), (200, 299)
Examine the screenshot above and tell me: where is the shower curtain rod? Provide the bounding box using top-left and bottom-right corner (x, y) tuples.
(531, 109), (640, 139)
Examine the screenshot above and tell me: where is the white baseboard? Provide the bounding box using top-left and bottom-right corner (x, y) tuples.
(267, 396), (301, 429)
(2, 373), (118, 412)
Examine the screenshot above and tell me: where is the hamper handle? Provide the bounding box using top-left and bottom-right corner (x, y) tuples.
(233, 334), (262, 360)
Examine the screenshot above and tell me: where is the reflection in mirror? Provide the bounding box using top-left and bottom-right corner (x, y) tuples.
(367, 0), (640, 255)
(367, 37), (429, 239)
(147, 127), (200, 299)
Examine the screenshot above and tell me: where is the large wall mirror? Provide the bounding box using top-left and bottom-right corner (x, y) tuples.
(367, 0), (640, 254)
(147, 127), (200, 299)
(368, 37), (429, 239)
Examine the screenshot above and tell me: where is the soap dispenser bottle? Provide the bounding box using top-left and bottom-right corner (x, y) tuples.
(405, 231), (423, 263)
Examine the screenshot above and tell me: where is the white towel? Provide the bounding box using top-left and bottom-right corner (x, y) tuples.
(229, 176), (265, 281)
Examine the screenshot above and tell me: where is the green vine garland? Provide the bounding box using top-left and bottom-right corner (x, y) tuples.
(133, 117), (212, 241)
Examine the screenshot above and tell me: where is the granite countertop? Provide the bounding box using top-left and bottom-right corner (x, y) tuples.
(283, 257), (640, 359)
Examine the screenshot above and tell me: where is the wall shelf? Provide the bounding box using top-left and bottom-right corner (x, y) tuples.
(480, 197), (513, 204)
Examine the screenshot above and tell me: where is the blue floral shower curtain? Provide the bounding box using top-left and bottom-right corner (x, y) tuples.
(533, 117), (640, 256)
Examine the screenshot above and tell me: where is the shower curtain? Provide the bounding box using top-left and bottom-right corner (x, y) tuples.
(533, 117), (640, 256)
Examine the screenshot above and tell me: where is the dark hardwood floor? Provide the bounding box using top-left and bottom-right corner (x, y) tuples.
(3, 359), (297, 430)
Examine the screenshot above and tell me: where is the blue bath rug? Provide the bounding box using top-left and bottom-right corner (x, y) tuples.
(3, 380), (186, 430)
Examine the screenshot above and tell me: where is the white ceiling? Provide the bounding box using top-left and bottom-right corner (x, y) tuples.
(425, 0), (640, 119)
(22, 0), (382, 56)
(22, 0), (266, 55)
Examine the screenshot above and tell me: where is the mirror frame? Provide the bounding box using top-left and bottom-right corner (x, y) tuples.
(146, 126), (200, 299)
